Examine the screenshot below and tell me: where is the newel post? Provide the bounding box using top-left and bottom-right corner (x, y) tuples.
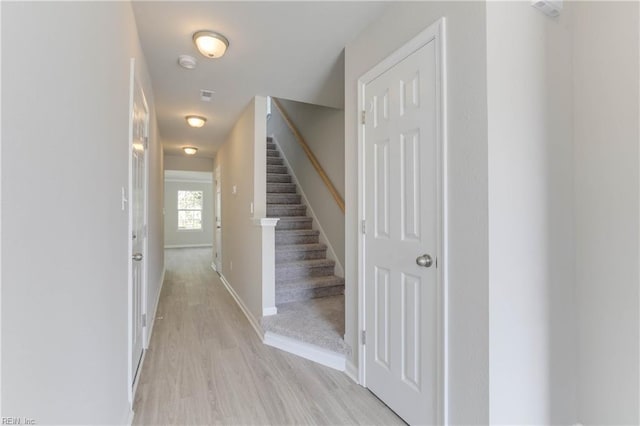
(254, 217), (279, 316)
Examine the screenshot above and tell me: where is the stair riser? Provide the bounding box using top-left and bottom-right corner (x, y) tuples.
(267, 150), (280, 158)
(267, 143), (276, 150)
(276, 249), (327, 263)
(275, 233), (319, 245)
(267, 157), (284, 166)
(267, 165), (287, 174)
(267, 184), (296, 193)
(267, 194), (301, 204)
(267, 174), (292, 183)
(267, 206), (307, 217)
(275, 220), (313, 230)
(276, 265), (335, 281)
(276, 285), (344, 304)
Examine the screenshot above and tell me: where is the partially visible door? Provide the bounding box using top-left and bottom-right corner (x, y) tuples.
(214, 166), (222, 271)
(130, 72), (148, 388)
(363, 37), (441, 425)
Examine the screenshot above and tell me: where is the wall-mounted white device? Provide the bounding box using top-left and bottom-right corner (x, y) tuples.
(531, 0), (562, 17)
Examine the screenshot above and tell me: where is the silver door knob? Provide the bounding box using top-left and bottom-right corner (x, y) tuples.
(132, 253), (143, 261)
(416, 254), (433, 268)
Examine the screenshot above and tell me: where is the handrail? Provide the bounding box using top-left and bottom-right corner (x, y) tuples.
(271, 98), (345, 213)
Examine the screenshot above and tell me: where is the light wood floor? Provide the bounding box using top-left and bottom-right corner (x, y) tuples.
(133, 248), (404, 425)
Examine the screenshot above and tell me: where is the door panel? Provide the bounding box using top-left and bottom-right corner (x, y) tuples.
(131, 79), (147, 386)
(364, 40), (438, 425)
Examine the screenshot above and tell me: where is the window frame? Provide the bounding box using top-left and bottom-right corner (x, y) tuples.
(177, 190), (204, 231)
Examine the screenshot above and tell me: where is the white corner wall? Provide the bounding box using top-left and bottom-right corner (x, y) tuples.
(1, 1), (163, 424)
(345, 3), (489, 423)
(213, 96), (267, 322)
(573, 2), (640, 424)
(268, 99), (345, 268)
(486, 2), (576, 423)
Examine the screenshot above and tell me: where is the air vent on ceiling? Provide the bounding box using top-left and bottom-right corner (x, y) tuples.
(200, 89), (215, 102)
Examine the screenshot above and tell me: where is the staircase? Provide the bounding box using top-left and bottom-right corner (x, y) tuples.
(266, 137), (345, 304)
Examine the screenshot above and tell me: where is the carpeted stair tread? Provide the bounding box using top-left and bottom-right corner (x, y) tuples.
(267, 173), (291, 183)
(267, 182), (296, 193)
(267, 149), (280, 157)
(267, 165), (287, 174)
(261, 295), (349, 354)
(275, 217), (313, 230)
(275, 229), (319, 236)
(276, 243), (327, 262)
(267, 193), (301, 204)
(276, 275), (344, 290)
(267, 204), (307, 217)
(267, 157), (284, 166)
(276, 243), (327, 252)
(276, 258), (335, 268)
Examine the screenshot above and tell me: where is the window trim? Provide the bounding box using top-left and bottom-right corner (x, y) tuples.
(177, 190), (204, 231)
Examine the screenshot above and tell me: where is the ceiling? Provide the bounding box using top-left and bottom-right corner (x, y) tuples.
(132, 1), (387, 158)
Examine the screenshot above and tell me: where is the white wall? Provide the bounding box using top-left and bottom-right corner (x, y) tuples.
(486, 2), (575, 423)
(1, 2), (163, 424)
(345, 3), (489, 423)
(164, 180), (213, 247)
(573, 2), (640, 424)
(268, 99), (345, 270)
(146, 92), (165, 349)
(213, 96), (268, 321)
(164, 154), (213, 172)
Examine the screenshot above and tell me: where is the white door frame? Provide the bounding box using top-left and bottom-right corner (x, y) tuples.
(356, 17), (448, 424)
(127, 57), (150, 406)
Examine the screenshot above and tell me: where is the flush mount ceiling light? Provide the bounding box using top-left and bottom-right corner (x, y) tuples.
(183, 147), (198, 155)
(177, 54), (197, 70)
(185, 115), (207, 128)
(193, 30), (229, 58)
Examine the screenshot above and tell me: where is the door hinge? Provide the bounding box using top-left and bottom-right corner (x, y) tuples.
(142, 314), (147, 327)
(361, 330), (366, 345)
(361, 110), (366, 125)
(361, 219), (366, 234)
(143, 136), (149, 149)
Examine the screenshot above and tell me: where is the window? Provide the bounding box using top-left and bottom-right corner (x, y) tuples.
(178, 190), (203, 230)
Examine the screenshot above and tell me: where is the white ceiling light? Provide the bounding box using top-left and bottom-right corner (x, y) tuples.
(185, 115), (207, 128)
(183, 147), (198, 155)
(177, 54), (197, 69)
(193, 30), (229, 58)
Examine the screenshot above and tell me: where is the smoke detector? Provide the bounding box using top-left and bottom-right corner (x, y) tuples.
(178, 55), (197, 70)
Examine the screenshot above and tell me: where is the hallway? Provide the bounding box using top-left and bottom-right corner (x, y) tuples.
(133, 248), (404, 425)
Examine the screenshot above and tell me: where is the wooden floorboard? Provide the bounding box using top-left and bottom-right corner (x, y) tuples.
(133, 248), (404, 425)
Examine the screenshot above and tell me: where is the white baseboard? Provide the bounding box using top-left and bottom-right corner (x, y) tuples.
(263, 306), (278, 316)
(211, 261), (218, 272)
(263, 331), (346, 371)
(214, 266), (264, 340)
(145, 267), (165, 348)
(164, 244), (212, 249)
(345, 359), (359, 384)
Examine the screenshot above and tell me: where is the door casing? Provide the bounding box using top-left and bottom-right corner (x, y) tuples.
(356, 17), (448, 424)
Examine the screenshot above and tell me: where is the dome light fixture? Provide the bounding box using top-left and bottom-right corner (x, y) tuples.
(193, 30), (229, 59)
(183, 147), (198, 155)
(185, 115), (207, 128)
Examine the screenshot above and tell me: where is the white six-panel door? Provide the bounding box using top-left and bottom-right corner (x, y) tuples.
(362, 26), (443, 425)
(130, 76), (148, 389)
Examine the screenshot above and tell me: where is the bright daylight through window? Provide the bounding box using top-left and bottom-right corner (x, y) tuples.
(178, 190), (203, 230)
